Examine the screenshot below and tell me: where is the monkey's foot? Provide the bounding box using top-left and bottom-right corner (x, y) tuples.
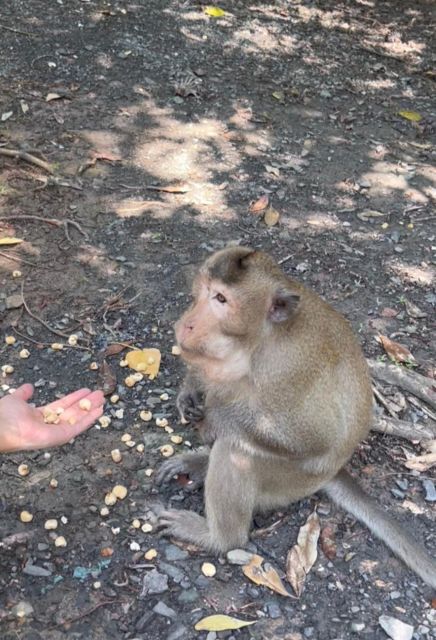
(158, 509), (210, 548)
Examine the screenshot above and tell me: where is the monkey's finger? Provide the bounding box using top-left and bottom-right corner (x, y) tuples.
(155, 460), (185, 485)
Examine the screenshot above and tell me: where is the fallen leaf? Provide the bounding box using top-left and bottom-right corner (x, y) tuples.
(195, 614), (255, 632)
(204, 6), (226, 17)
(249, 194), (269, 214)
(0, 237), (23, 246)
(286, 511), (320, 596)
(401, 499), (424, 515)
(104, 343), (131, 357)
(398, 110), (422, 123)
(320, 525), (337, 560)
(46, 93), (62, 102)
(404, 299), (427, 319)
(264, 206), (280, 227)
(377, 335), (416, 365)
(404, 452), (436, 472)
(357, 209), (385, 222)
(264, 164), (280, 177)
(243, 554), (291, 597)
(126, 348), (161, 379)
(98, 360), (117, 396)
(146, 183), (189, 194)
(380, 307), (399, 318)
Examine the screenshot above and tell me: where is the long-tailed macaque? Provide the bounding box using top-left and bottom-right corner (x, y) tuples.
(157, 247), (436, 588)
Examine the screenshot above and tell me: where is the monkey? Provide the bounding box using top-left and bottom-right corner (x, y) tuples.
(156, 246), (436, 589)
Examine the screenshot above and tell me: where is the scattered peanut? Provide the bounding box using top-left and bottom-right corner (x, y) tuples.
(54, 536), (67, 547)
(170, 435), (183, 445)
(100, 506), (109, 517)
(18, 464), (30, 477)
(110, 394), (120, 404)
(119, 359), (128, 367)
(104, 492), (117, 506)
(111, 449), (122, 463)
(51, 343), (64, 351)
(19, 349), (30, 359)
(5, 336), (16, 345)
(124, 375), (137, 388)
(79, 398), (92, 411)
(136, 443), (145, 453)
(125, 440), (136, 448)
(156, 418), (168, 428)
(112, 485), (128, 500)
(132, 519), (141, 529)
(12, 270), (22, 278)
(121, 433), (132, 443)
(141, 523), (153, 533)
(49, 478), (58, 488)
(160, 392), (169, 401)
(145, 468), (154, 477)
(160, 444), (174, 458)
(144, 548), (158, 560)
(44, 519), (58, 530)
(201, 562), (217, 577)
(89, 361), (99, 370)
(99, 416), (111, 428)
(139, 410), (153, 422)
(20, 511), (33, 523)
(171, 345), (181, 356)
(68, 335), (78, 346)
(164, 425), (174, 434)
(1, 364), (14, 375)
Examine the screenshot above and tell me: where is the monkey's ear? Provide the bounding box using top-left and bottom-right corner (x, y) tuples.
(269, 289), (300, 323)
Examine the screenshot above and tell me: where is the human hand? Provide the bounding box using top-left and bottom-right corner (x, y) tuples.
(0, 384), (104, 453)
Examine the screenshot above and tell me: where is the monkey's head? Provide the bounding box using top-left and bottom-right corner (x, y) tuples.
(175, 247), (300, 381)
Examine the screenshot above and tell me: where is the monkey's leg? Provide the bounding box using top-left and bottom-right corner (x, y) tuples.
(156, 449), (209, 487)
(158, 442), (256, 552)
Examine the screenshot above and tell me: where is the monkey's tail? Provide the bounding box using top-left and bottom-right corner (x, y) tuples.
(324, 469), (436, 589)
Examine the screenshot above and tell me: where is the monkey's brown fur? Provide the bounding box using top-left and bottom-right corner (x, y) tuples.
(157, 247), (436, 589)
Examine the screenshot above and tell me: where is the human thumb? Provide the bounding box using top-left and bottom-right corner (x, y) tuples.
(12, 384), (34, 401)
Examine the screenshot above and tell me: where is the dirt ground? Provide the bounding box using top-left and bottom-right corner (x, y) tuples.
(0, 0), (435, 638)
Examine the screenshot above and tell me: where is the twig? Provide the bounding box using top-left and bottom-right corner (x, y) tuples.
(0, 250), (39, 267)
(278, 254), (293, 265)
(12, 327), (91, 351)
(0, 23), (35, 37)
(0, 214), (89, 242)
(367, 359), (436, 411)
(50, 600), (117, 628)
(410, 215), (436, 223)
(372, 415), (436, 441)
(21, 280), (71, 339)
(372, 384), (399, 418)
(0, 148), (53, 173)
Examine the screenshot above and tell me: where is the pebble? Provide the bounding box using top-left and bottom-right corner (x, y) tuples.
(153, 601), (177, 619)
(266, 602), (282, 619)
(23, 563), (52, 577)
(177, 587), (199, 603)
(164, 544), (188, 561)
(205, 633), (217, 640)
(351, 622), (365, 632)
(158, 561), (185, 583)
(390, 591), (401, 600)
(378, 615), (413, 640)
(422, 478), (436, 502)
(141, 569), (168, 595)
(226, 548), (255, 565)
(167, 625), (187, 640)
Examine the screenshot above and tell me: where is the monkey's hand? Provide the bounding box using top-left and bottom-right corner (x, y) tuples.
(177, 389), (205, 424)
(158, 509), (210, 547)
(156, 450), (209, 489)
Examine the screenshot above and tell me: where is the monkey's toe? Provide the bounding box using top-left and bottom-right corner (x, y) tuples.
(155, 460), (185, 485)
(158, 509), (207, 543)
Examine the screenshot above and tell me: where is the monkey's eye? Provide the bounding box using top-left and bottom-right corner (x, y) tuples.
(214, 293), (227, 304)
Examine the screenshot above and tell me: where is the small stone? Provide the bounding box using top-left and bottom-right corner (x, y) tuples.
(145, 548), (158, 560)
(351, 622), (365, 632)
(11, 600), (34, 618)
(93, 581), (101, 589)
(164, 544), (188, 561)
(44, 519), (58, 530)
(160, 393), (169, 401)
(266, 602), (282, 619)
(177, 588), (199, 603)
(54, 536), (67, 547)
(23, 563), (52, 577)
(18, 463), (30, 477)
(153, 601), (176, 619)
(20, 510), (33, 523)
(112, 484), (128, 500)
(79, 398), (91, 411)
(141, 569), (168, 595)
(167, 625), (188, 640)
(6, 294), (23, 309)
(226, 548), (255, 565)
(5, 335), (16, 345)
(111, 449), (122, 463)
(145, 468), (154, 477)
(201, 562), (216, 577)
(422, 478), (436, 502)
(378, 615), (413, 640)
(99, 416), (111, 428)
(115, 408), (124, 419)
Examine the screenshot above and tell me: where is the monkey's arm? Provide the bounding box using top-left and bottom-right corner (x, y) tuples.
(177, 368), (205, 423)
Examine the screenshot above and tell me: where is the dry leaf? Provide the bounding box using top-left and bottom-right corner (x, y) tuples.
(98, 360), (117, 396)
(264, 206), (280, 227)
(398, 110), (422, 122)
(195, 614), (255, 631)
(46, 93), (62, 102)
(357, 209), (385, 222)
(146, 183), (189, 194)
(404, 452), (436, 472)
(243, 554), (291, 597)
(104, 343), (131, 357)
(401, 499), (424, 515)
(286, 511), (320, 596)
(320, 525), (337, 560)
(204, 6), (226, 17)
(380, 307), (399, 318)
(377, 335), (416, 365)
(126, 348), (161, 379)
(404, 299), (427, 319)
(249, 194), (269, 214)
(0, 237), (23, 246)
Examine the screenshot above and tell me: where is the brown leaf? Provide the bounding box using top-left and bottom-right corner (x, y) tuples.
(286, 511), (320, 596)
(249, 194), (269, 214)
(264, 206), (280, 227)
(98, 360), (117, 396)
(404, 452), (436, 472)
(401, 499), (424, 515)
(320, 525), (337, 560)
(146, 183), (189, 194)
(243, 554), (291, 597)
(104, 342), (131, 357)
(377, 335), (416, 365)
(380, 307), (399, 318)
(286, 546), (306, 597)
